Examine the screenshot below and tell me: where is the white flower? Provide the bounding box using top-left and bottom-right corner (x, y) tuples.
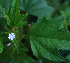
(8, 33), (15, 40)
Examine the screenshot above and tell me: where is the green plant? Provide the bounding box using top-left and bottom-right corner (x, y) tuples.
(0, 0), (70, 63)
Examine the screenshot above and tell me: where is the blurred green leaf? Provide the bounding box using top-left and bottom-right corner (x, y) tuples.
(0, 0), (13, 11)
(12, 38), (19, 51)
(10, 60), (24, 63)
(19, 0), (54, 17)
(12, 43), (35, 63)
(66, 54), (70, 60)
(32, 60), (43, 63)
(0, 5), (4, 17)
(0, 36), (4, 53)
(0, 43), (12, 63)
(0, 17), (7, 28)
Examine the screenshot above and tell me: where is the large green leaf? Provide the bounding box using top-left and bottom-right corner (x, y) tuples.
(30, 15), (70, 61)
(19, 0), (54, 17)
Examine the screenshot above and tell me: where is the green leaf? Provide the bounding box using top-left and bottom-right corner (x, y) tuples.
(12, 43), (35, 63)
(0, 0), (13, 11)
(19, 42), (35, 63)
(0, 36), (4, 53)
(30, 15), (70, 61)
(19, 51), (35, 63)
(32, 60), (43, 63)
(10, 60), (23, 63)
(66, 54), (70, 60)
(0, 17), (7, 28)
(19, 0), (54, 17)
(12, 38), (19, 51)
(3, 0), (28, 28)
(0, 43), (12, 63)
(0, 5), (4, 17)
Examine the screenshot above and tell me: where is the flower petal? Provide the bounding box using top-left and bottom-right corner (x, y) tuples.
(7, 43), (11, 46)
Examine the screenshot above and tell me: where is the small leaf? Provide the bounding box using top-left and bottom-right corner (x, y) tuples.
(3, 0), (28, 28)
(12, 38), (19, 51)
